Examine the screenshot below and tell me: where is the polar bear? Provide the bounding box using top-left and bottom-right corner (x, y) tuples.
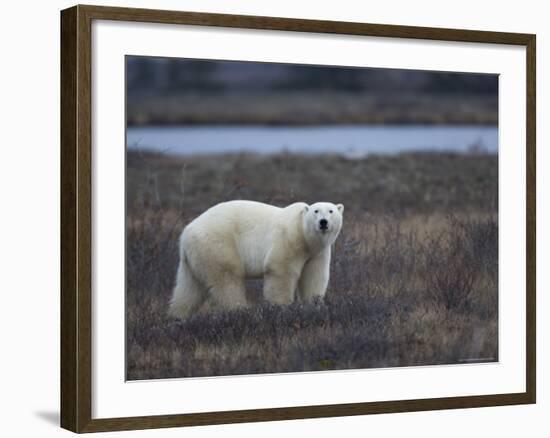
(168, 200), (344, 319)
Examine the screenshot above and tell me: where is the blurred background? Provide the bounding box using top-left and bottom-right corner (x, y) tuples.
(126, 57), (498, 156)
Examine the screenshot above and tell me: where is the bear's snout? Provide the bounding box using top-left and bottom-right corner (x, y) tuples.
(319, 219), (328, 230)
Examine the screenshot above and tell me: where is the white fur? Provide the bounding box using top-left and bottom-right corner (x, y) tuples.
(168, 200), (344, 319)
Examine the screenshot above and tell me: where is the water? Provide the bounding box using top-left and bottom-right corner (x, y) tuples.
(126, 125), (498, 157)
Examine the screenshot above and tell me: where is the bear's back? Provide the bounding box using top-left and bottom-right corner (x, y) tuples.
(182, 201), (285, 278)
(204, 200), (280, 226)
(183, 200), (280, 240)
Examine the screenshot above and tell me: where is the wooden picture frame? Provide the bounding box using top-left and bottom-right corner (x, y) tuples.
(61, 4), (536, 433)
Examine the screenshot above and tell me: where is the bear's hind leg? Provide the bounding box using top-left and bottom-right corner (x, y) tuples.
(209, 275), (247, 311)
(168, 258), (207, 319)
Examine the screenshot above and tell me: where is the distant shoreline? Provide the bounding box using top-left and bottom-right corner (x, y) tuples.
(127, 120), (499, 127)
(127, 92), (498, 127)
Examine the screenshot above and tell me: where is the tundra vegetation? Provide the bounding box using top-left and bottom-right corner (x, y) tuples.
(126, 150), (498, 379)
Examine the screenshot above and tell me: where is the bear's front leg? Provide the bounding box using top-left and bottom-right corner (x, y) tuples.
(263, 265), (301, 305)
(297, 248), (331, 303)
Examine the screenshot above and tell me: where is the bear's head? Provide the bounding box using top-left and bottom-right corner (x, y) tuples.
(302, 202), (344, 252)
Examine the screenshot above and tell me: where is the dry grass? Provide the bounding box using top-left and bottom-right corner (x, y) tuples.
(126, 151), (498, 380)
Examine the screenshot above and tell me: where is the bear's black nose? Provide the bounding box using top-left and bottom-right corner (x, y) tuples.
(319, 219), (328, 229)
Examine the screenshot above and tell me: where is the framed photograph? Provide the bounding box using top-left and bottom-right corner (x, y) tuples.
(60, 4), (536, 433)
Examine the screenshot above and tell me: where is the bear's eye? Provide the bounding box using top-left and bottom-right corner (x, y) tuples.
(314, 209), (319, 214)
(329, 210), (333, 214)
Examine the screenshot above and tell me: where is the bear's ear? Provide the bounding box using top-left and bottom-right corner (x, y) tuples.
(337, 204), (344, 213)
(303, 205), (309, 214)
